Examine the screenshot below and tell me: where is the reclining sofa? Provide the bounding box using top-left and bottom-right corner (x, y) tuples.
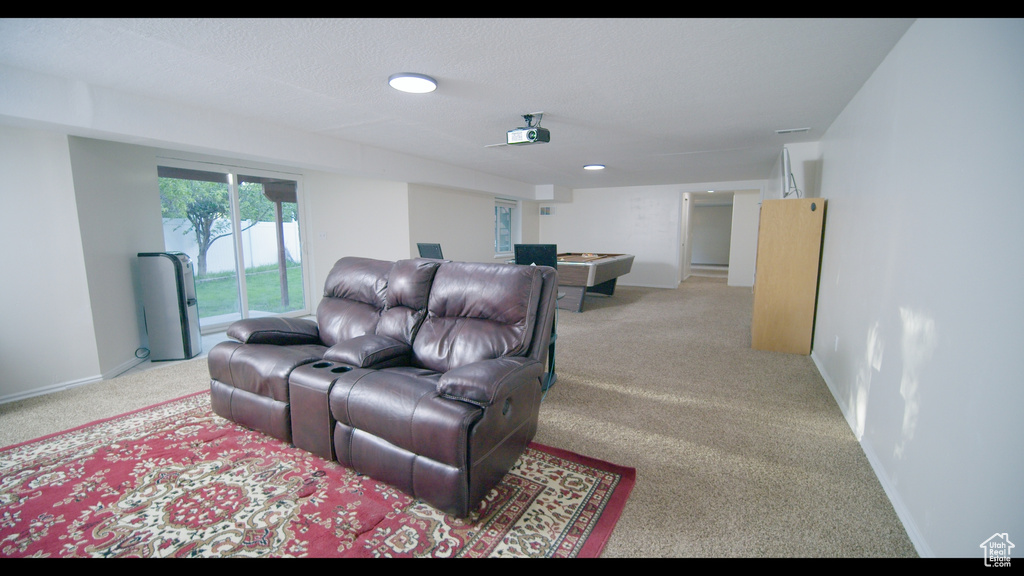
(208, 256), (558, 517)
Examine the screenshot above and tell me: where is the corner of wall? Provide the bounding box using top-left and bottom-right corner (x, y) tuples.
(534, 184), (572, 203)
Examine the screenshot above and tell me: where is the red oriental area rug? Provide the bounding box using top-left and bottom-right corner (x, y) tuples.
(0, 392), (634, 558)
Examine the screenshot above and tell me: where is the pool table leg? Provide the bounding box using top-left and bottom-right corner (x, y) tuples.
(587, 278), (618, 296)
(558, 286), (587, 312)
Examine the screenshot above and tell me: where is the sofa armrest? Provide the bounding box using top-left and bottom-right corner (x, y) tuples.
(322, 334), (412, 368)
(437, 357), (543, 407)
(226, 317), (320, 345)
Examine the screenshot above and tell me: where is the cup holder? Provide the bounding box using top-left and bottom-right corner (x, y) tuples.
(308, 361), (351, 374)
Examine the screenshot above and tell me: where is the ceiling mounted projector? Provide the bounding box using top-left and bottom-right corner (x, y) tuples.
(484, 112), (551, 148)
(507, 113), (549, 145)
(507, 126), (550, 145)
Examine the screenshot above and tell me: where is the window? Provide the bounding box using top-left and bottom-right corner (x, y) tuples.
(495, 198), (516, 256)
(157, 164), (307, 331)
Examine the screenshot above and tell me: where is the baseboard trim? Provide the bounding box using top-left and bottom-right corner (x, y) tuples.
(102, 355), (148, 380)
(0, 356), (147, 406)
(0, 373), (103, 405)
(810, 350), (932, 558)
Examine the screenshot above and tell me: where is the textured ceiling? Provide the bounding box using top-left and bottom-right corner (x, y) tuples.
(0, 18), (915, 189)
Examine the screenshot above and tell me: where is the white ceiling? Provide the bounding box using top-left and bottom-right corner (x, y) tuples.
(0, 18), (915, 190)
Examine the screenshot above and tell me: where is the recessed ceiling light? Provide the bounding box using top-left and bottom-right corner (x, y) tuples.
(583, 164), (605, 170)
(388, 72), (437, 93)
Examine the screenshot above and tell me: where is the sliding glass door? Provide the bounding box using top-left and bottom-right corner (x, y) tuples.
(158, 165), (307, 331)
(237, 175), (305, 317)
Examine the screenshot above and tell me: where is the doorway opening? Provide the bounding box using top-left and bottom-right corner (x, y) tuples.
(688, 191), (733, 278)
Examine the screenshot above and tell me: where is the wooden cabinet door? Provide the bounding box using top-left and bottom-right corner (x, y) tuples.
(751, 198), (826, 354)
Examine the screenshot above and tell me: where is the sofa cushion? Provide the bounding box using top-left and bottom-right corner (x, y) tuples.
(323, 334), (411, 368)
(385, 258), (439, 311)
(316, 257), (392, 347)
(376, 258), (440, 344)
(329, 368), (482, 468)
(225, 316), (320, 345)
(412, 262), (542, 373)
(436, 356), (540, 406)
(208, 341), (327, 403)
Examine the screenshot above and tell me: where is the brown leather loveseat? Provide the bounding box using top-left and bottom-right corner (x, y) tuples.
(208, 256), (558, 517)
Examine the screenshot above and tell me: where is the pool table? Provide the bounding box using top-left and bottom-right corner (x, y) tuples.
(555, 253), (635, 312)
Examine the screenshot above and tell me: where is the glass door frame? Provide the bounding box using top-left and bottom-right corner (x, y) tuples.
(156, 157), (311, 335)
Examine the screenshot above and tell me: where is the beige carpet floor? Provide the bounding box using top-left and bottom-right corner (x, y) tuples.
(0, 275), (917, 557)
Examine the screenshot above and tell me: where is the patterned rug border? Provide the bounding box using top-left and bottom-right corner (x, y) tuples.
(0, 390), (211, 453)
(527, 442), (636, 558)
(1, 390), (635, 558)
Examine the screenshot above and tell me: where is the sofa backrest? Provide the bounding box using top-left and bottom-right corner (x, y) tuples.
(377, 258), (441, 344)
(317, 257), (391, 347)
(411, 261), (545, 373)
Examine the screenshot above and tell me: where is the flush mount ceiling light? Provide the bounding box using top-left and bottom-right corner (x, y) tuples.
(583, 164), (605, 171)
(388, 72), (437, 93)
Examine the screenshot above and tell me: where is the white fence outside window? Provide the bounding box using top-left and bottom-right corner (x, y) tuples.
(162, 218), (301, 274)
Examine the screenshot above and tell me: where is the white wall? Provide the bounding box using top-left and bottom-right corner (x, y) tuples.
(408, 184), (501, 264)
(540, 185), (682, 289)
(406, 184), (541, 265)
(727, 191), (760, 288)
(768, 141), (823, 201)
(519, 200), (542, 245)
(690, 203), (733, 265)
(541, 184), (763, 289)
(302, 172), (410, 312)
(67, 136), (165, 378)
(0, 127), (102, 401)
(680, 193), (694, 282)
(811, 18), (1024, 557)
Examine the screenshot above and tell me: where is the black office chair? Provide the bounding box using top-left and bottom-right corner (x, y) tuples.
(417, 243), (444, 259)
(514, 244), (559, 397)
